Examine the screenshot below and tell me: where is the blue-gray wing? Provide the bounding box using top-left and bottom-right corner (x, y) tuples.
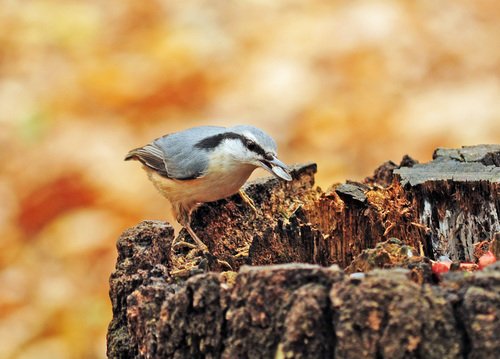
(125, 126), (226, 180)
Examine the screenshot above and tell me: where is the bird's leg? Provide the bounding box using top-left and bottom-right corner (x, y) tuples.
(172, 205), (209, 252)
(184, 223), (209, 253)
(184, 222), (233, 270)
(174, 205), (232, 270)
(239, 189), (258, 214)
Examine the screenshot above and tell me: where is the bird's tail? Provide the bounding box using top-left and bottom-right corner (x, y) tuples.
(124, 144), (169, 177)
(124, 147), (142, 161)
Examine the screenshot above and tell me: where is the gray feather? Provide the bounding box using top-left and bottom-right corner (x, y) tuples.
(230, 125), (278, 153)
(124, 144), (169, 176)
(126, 125), (279, 180)
(152, 126), (227, 180)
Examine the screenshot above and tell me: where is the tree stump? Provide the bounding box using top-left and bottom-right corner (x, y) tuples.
(107, 145), (500, 359)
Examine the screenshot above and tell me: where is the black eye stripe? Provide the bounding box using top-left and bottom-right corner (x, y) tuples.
(245, 140), (257, 151)
(195, 132), (270, 159)
(243, 138), (267, 157)
(195, 132), (244, 150)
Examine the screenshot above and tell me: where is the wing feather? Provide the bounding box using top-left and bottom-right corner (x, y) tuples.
(125, 144), (169, 177)
(126, 126), (227, 180)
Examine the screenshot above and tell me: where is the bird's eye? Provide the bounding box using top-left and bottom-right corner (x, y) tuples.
(264, 153), (274, 161)
(246, 141), (257, 152)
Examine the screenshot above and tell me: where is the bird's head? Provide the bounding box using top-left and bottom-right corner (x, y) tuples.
(226, 125), (292, 181)
(193, 125), (292, 181)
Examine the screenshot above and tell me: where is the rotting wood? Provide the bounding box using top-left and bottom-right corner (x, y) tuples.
(394, 144), (500, 261)
(107, 145), (500, 359)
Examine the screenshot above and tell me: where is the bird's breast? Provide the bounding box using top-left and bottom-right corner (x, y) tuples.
(194, 165), (255, 202)
(145, 162), (256, 206)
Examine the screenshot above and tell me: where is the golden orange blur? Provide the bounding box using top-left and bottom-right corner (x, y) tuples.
(1, 1), (499, 358)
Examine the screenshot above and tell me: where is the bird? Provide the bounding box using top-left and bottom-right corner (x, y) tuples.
(125, 125), (292, 254)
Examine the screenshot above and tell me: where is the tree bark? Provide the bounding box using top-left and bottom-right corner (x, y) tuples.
(107, 145), (500, 359)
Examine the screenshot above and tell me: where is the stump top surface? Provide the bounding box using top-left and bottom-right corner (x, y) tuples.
(395, 145), (500, 186)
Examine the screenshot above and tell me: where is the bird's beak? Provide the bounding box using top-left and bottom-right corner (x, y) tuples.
(259, 156), (293, 181)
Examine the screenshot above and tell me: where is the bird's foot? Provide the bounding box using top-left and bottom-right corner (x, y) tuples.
(239, 189), (258, 214)
(198, 252), (233, 271)
(214, 258), (233, 271)
(175, 225), (234, 271)
(184, 226), (209, 250)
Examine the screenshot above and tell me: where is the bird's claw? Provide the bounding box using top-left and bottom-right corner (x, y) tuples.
(215, 258), (233, 271)
(199, 251), (233, 271)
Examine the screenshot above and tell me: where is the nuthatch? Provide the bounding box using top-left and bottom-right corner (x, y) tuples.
(125, 125), (292, 252)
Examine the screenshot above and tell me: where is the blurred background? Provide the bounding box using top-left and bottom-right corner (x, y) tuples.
(0, 0), (499, 358)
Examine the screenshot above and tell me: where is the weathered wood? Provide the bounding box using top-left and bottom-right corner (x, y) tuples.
(182, 163), (320, 270)
(107, 225), (500, 359)
(223, 264), (342, 359)
(107, 145), (500, 359)
(107, 221), (173, 359)
(394, 145), (500, 261)
(331, 270), (463, 359)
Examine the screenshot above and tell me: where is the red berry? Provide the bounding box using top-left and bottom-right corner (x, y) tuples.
(432, 262), (450, 274)
(478, 251), (497, 270)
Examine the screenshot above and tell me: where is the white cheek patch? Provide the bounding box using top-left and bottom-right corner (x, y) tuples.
(272, 166), (292, 181)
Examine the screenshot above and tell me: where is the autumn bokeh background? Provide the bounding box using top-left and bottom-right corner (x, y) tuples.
(1, 1), (499, 358)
